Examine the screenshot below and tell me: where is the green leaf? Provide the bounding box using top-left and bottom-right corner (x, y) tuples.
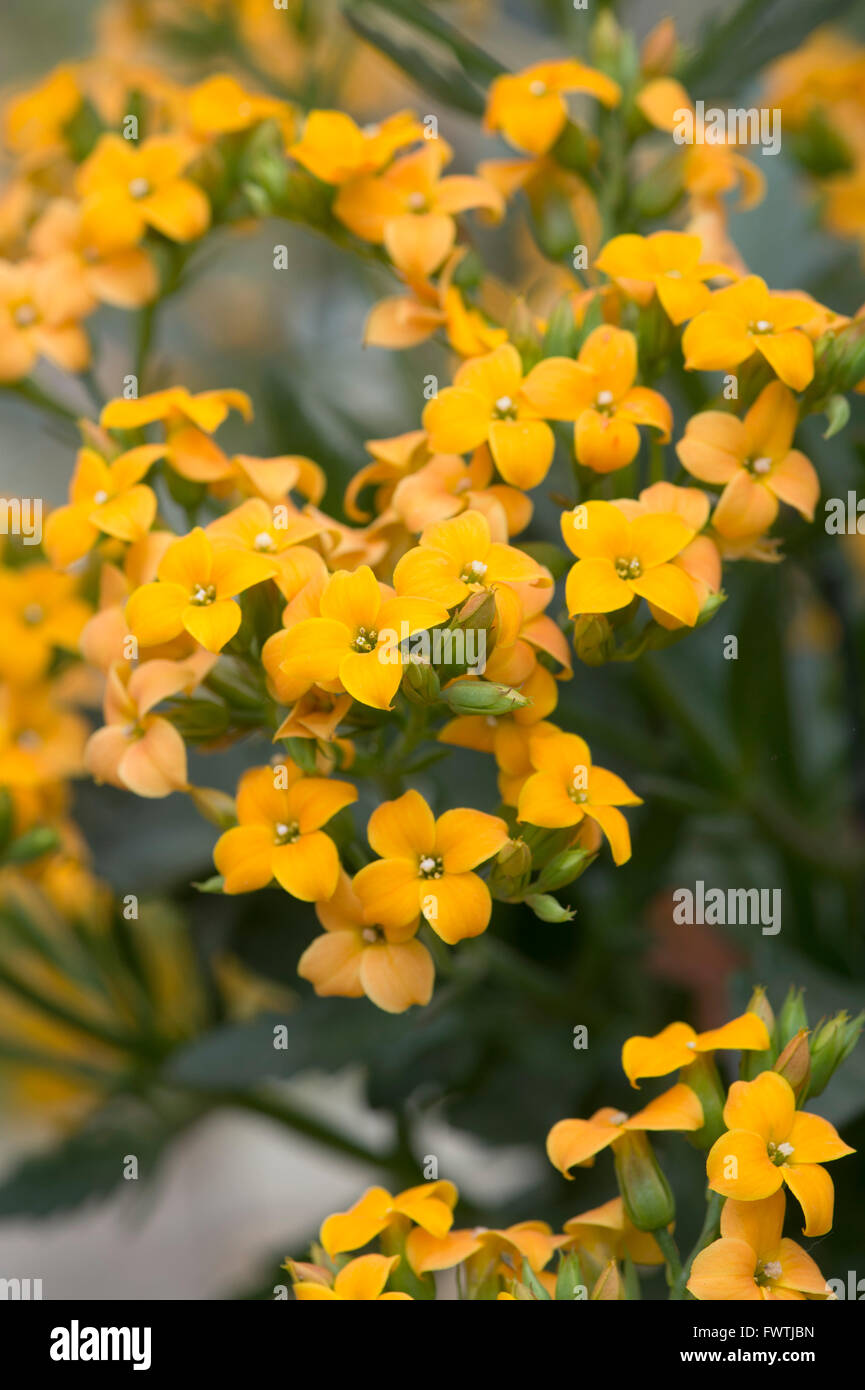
(525, 893), (575, 923)
(823, 394), (851, 439)
(343, 10), (485, 115)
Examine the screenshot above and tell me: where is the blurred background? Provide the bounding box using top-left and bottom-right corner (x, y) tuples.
(0, 0), (863, 1299)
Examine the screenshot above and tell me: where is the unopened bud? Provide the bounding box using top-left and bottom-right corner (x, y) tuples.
(572, 614), (613, 666)
(3, 825), (61, 863)
(773, 1028), (811, 1101)
(401, 659), (441, 706)
(165, 696), (230, 740)
(777, 986), (808, 1048)
(533, 846), (592, 893)
(614, 1131), (676, 1232)
(443, 679), (530, 716)
(591, 1259), (623, 1301)
(640, 18), (677, 76)
(809, 1010), (865, 1097)
(188, 785), (237, 830)
(555, 1250), (585, 1301)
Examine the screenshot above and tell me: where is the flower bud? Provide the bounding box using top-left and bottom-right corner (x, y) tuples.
(591, 1259), (623, 1301)
(777, 986), (809, 1048)
(740, 985), (777, 1078)
(3, 825), (61, 863)
(401, 659), (441, 706)
(488, 838), (532, 901)
(572, 614), (614, 666)
(443, 679), (529, 716)
(533, 846), (593, 893)
(555, 1250), (585, 1301)
(164, 697), (230, 741)
(681, 1054), (726, 1149)
(773, 1028), (811, 1102)
(808, 1011), (865, 1097)
(188, 785), (237, 830)
(640, 17), (677, 76)
(613, 1131), (675, 1232)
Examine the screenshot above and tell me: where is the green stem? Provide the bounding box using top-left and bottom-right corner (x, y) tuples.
(671, 1190), (724, 1299)
(654, 1226), (683, 1289)
(6, 379), (81, 424)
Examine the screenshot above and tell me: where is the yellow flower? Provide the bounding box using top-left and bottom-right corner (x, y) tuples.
(516, 728), (641, 866)
(125, 526), (277, 653)
(213, 763), (357, 902)
(0, 257), (92, 381)
(706, 1070), (854, 1237)
(277, 564), (448, 711)
(0, 567), (91, 685)
(393, 509), (549, 608)
(484, 60), (621, 156)
(688, 1191), (830, 1301)
(293, 1253), (412, 1301)
(101, 386), (252, 485)
(184, 73), (295, 142)
(29, 199), (158, 310)
(595, 231), (736, 325)
(298, 871), (434, 1013)
(423, 343), (555, 489)
(44, 444), (163, 568)
(622, 1013), (770, 1087)
(681, 275), (816, 391)
(85, 656), (210, 798)
(75, 134), (210, 253)
(320, 1180), (457, 1257)
(352, 788), (509, 944)
(676, 382), (819, 540)
(521, 326), (673, 474)
(563, 1195), (665, 1268)
(547, 1084), (704, 1177)
(561, 499), (699, 627)
(290, 109), (424, 184)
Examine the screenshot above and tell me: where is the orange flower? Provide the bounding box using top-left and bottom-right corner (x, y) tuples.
(213, 763), (357, 902)
(352, 788), (509, 944)
(547, 1083), (704, 1176)
(290, 110), (424, 184)
(293, 1253), (411, 1301)
(44, 444), (163, 568)
(423, 343), (555, 489)
(393, 509), (549, 608)
(0, 566), (91, 684)
(484, 60), (620, 156)
(84, 656), (210, 798)
(517, 728), (641, 865)
(0, 257), (91, 381)
(563, 1196), (665, 1267)
(706, 1071), (854, 1237)
(0, 685), (88, 788)
(612, 482), (721, 629)
(335, 142), (503, 282)
(298, 871), (433, 1013)
(595, 231), (735, 325)
(29, 199), (158, 309)
(75, 134), (210, 253)
(688, 1191), (830, 1301)
(125, 527), (277, 653)
(676, 382), (819, 540)
(622, 1013), (771, 1087)
(681, 276), (816, 391)
(184, 74), (295, 142)
(3, 66), (80, 166)
(521, 326), (672, 473)
(636, 79), (766, 211)
(277, 565), (448, 711)
(101, 387), (252, 485)
(391, 449), (531, 537)
(561, 499), (699, 627)
(319, 1180), (457, 1257)
(206, 497), (323, 587)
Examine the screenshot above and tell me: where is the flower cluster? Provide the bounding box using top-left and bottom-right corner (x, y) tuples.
(0, 9), (863, 1025)
(285, 988), (861, 1300)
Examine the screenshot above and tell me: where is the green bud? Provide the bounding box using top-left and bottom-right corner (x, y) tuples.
(614, 1131), (675, 1232)
(0, 788), (14, 855)
(682, 1054), (727, 1149)
(542, 296), (579, 358)
(632, 153), (685, 219)
(488, 838), (532, 901)
(533, 847), (593, 893)
(808, 1011), (865, 1098)
(239, 119), (290, 210)
(283, 737), (317, 774)
(555, 1250), (585, 1301)
(3, 825), (61, 863)
(572, 614), (613, 666)
(164, 697), (230, 741)
(187, 785), (237, 830)
(520, 1259), (552, 1300)
(741, 985), (777, 1078)
(773, 1028), (811, 1102)
(777, 986), (808, 1048)
(442, 679), (529, 716)
(823, 393), (851, 439)
(525, 892), (574, 923)
(401, 660), (441, 706)
(591, 1260), (623, 1301)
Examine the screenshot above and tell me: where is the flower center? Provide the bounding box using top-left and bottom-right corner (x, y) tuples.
(749, 456), (772, 475)
(529, 80), (547, 96)
(754, 1259), (783, 1287)
(596, 389), (615, 411)
(22, 604), (43, 625)
(665, 269), (683, 279)
(128, 177), (151, 199)
(93, 489), (109, 504)
(750, 319), (773, 333)
(352, 625), (378, 653)
(418, 854), (443, 879)
(767, 1140), (794, 1166)
(13, 301), (38, 327)
(460, 559), (488, 584)
(273, 820), (300, 845)
(190, 583), (216, 605)
(493, 394), (517, 420)
(253, 530), (276, 550)
(568, 788), (588, 804)
(614, 555), (642, 579)
(361, 926), (383, 944)
(608, 1110), (628, 1126)
(16, 730), (40, 749)
(406, 191), (427, 212)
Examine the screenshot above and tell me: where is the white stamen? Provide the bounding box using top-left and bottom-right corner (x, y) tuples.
(128, 177), (151, 199)
(253, 531), (274, 549)
(754, 319), (772, 332)
(596, 390), (614, 406)
(752, 456), (771, 475)
(419, 856), (437, 873)
(495, 395), (514, 412)
(529, 80), (547, 96)
(93, 490), (109, 504)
